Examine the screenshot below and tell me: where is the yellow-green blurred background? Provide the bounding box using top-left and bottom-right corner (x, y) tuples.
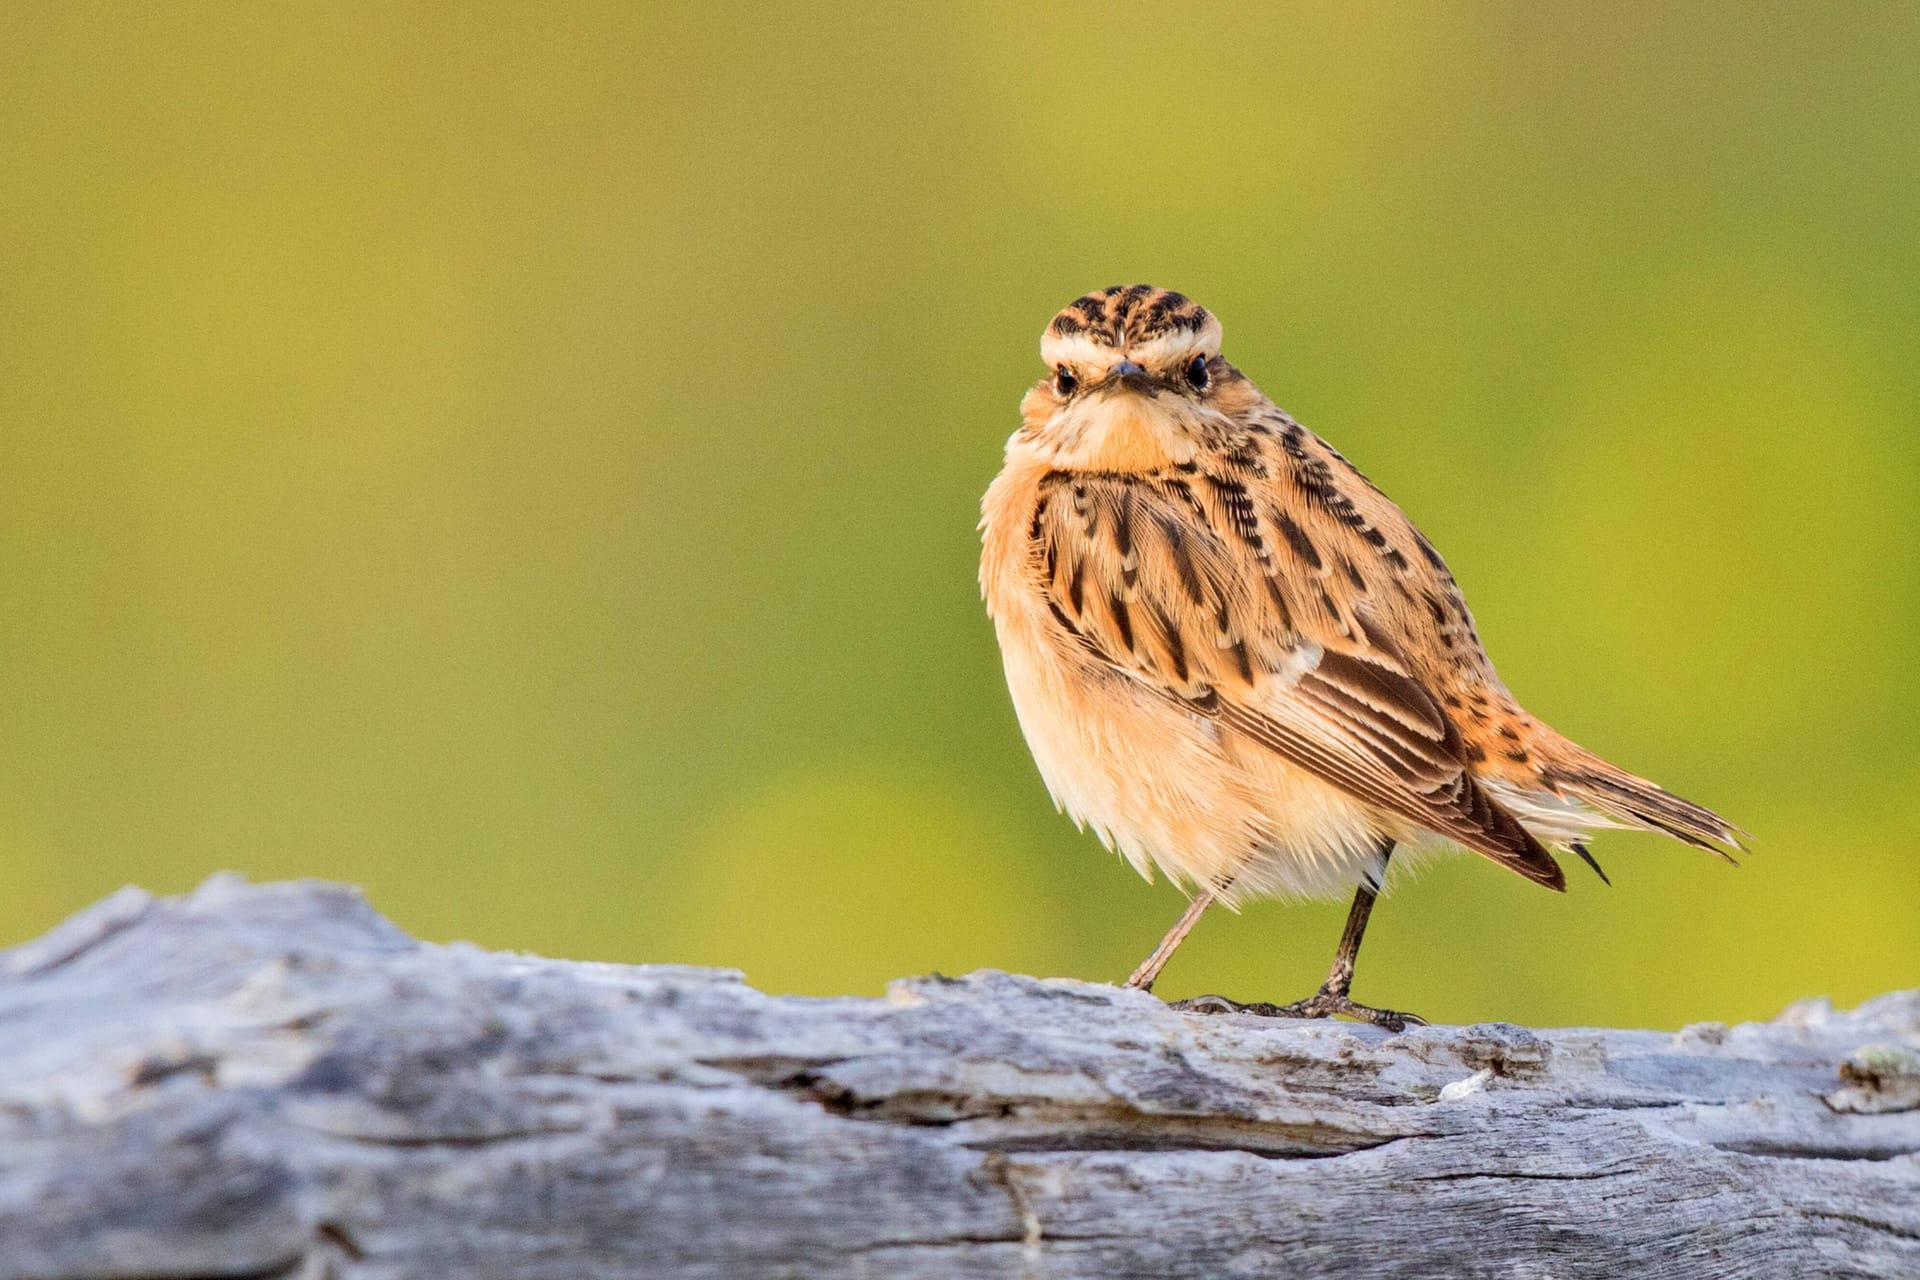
(2, 4), (1914, 1029)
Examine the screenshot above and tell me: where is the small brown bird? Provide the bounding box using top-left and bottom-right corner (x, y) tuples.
(980, 285), (1740, 1028)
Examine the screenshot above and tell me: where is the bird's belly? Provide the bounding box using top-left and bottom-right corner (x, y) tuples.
(992, 606), (1408, 904)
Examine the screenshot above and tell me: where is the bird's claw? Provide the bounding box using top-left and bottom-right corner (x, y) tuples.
(1169, 989), (1427, 1033)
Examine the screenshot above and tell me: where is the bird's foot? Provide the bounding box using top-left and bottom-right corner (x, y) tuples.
(1169, 989), (1427, 1033)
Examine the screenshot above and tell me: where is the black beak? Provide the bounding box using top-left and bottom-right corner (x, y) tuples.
(1109, 360), (1151, 389)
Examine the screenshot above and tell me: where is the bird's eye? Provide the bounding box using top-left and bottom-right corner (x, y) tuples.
(1054, 365), (1078, 396)
(1185, 354), (1211, 390)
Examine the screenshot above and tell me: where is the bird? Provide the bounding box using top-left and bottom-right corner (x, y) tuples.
(979, 285), (1742, 1029)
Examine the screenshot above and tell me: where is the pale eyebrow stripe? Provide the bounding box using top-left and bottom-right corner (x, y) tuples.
(1040, 332), (1208, 370)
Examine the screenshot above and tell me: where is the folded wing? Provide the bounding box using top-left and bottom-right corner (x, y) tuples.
(1029, 469), (1564, 890)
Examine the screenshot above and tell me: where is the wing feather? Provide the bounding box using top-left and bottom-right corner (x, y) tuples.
(1030, 468), (1564, 890)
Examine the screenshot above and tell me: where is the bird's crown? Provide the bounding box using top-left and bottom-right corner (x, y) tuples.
(1046, 285), (1215, 348)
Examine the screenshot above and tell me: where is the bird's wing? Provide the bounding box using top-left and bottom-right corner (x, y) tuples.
(1030, 467), (1563, 889)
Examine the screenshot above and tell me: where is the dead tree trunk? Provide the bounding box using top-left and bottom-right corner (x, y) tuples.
(0, 876), (1914, 1279)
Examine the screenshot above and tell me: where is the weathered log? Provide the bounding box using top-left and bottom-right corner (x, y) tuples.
(0, 876), (1913, 1279)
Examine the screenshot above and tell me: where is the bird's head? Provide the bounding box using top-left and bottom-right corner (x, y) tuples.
(1019, 285), (1242, 470)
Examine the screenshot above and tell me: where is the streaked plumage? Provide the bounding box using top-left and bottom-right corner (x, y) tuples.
(980, 285), (1740, 1022)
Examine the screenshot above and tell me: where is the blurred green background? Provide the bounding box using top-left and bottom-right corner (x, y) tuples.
(2, 4), (1914, 1029)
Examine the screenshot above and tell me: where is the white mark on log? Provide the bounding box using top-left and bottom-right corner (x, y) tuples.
(1438, 1068), (1493, 1102)
(1824, 1045), (1920, 1115)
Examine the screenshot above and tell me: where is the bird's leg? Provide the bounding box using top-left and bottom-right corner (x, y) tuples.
(1122, 888), (1219, 993)
(1171, 844), (1428, 1032)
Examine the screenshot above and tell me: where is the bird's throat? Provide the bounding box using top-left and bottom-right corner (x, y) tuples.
(1046, 395), (1199, 473)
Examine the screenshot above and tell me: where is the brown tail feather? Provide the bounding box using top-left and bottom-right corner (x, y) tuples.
(1550, 758), (1744, 860)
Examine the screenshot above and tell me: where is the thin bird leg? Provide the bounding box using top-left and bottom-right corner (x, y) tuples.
(1316, 868), (1381, 1001)
(1171, 843), (1428, 1032)
(1122, 890), (1218, 992)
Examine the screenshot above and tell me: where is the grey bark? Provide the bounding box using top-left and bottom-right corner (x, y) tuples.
(0, 876), (1914, 1280)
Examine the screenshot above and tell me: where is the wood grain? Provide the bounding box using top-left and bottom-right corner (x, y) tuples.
(0, 876), (1913, 1279)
